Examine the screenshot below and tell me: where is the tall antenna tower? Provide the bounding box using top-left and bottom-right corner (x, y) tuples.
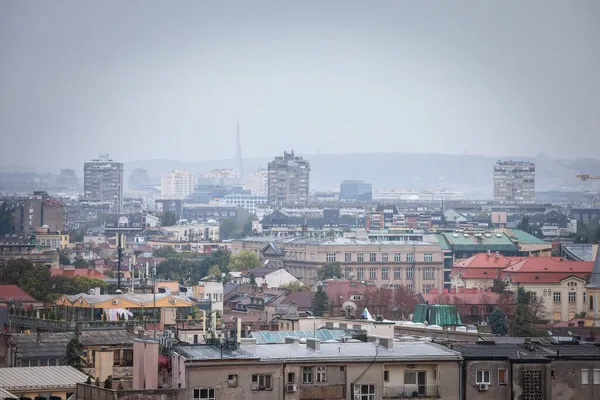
(235, 116), (244, 182)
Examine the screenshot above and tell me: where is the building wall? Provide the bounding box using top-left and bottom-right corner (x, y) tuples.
(256, 269), (300, 289)
(550, 359), (600, 399)
(384, 362), (459, 400)
(267, 151), (310, 205)
(133, 340), (159, 389)
(84, 156), (124, 213)
(161, 170), (196, 199)
(493, 161), (536, 204)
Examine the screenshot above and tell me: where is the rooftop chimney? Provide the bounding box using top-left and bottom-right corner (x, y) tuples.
(495, 251), (500, 259)
(379, 337), (394, 350)
(487, 250), (491, 257)
(285, 337), (299, 344)
(367, 334), (378, 343)
(306, 337), (321, 352)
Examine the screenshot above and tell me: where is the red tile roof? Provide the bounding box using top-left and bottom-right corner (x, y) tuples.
(281, 291), (314, 309)
(50, 267), (109, 279)
(321, 279), (377, 303)
(501, 257), (593, 283)
(454, 253), (521, 269)
(0, 285), (38, 303)
(421, 288), (503, 305)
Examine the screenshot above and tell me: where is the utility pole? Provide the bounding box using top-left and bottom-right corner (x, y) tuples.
(116, 233), (124, 293)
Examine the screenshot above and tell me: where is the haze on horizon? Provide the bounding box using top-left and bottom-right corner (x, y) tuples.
(1, 0), (599, 170)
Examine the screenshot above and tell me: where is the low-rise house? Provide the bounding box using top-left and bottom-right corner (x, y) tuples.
(0, 366), (87, 399)
(0, 285), (43, 310)
(451, 252), (524, 289)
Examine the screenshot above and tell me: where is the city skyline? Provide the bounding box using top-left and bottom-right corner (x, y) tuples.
(1, 1), (600, 169)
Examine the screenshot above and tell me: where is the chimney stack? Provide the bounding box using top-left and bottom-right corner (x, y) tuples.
(306, 338), (321, 352)
(495, 251), (500, 259)
(379, 337), (394, 350)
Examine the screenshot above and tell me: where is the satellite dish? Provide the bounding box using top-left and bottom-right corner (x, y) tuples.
(342, 300), (357, 318)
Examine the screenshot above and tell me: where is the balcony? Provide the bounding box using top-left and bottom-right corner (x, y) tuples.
(383, 385), (440, 398)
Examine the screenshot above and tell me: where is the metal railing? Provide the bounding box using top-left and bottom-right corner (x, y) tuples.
(383, 385), (440, 398)
(8, 315), (161, 331)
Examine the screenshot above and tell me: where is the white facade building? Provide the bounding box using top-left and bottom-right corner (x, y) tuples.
(244, 169), (269, 196)
(161, 170), (196, 199)
(493, 160), (536, 204)
(218, 194), (268, 214)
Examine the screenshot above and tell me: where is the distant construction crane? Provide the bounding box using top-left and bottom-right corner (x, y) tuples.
(577, 174), (600, 181)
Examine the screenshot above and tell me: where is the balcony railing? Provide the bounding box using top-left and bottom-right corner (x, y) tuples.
(383, 385), (440, 398)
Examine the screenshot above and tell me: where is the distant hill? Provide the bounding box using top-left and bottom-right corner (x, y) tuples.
(124, 153), (600, 197)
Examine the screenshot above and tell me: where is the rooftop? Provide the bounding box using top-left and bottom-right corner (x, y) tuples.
(238, 236), (436, 247)
(0, 366), (88, 390)
(176, 340), (461, 362)
(0, 285), (37, 303)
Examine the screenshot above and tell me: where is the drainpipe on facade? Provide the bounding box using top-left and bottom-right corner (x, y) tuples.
(459, 360), (464, 400)
(282, 363), (287, 400)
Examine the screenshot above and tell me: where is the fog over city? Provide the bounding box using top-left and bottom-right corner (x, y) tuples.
(1, 0), (600, 171)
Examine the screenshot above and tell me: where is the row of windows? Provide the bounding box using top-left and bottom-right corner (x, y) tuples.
(326, 252), (431, 263)
(476, 368), (600, 386)
(343, 267), (437, 281)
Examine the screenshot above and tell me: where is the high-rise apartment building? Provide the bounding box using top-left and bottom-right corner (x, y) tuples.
(340, 180), (372, 202)
(83, 154), (124, 213)
(244, 169), (269, 196)
(267, 151), (310, 205)
(13, 191), (66, 235)
(161, 170), (196, 199)
(493, 160), (536, 204)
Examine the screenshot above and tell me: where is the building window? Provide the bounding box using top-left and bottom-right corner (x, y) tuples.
(370, 253), (376, 262)
(394, 268), (401, 280)
(423, 267), (434, 280)
(251, 374), (272, 391)
(382, 268), (389, 280)
(584, 292), (587, 303)
(394, 253), (401, 262)
(345, 253), (352, 262)
(407, 284), (414, 292)
(498, 369), (507, 385)
(358, 253), (364, 262)
(424, 253), (433, 262)
(406, 253), (414, 263)
(354, 384), (375, 400)
(344, 269), (352, 279)
(553, 292), (561, 303)
(228, 374), (238, 387)
(327, 253), (337, 262)
(568, 292), (576, 303)
(382, 253), (388, 262)
(582, 369), (589, 385)
(476, 370), (491, 385)
(406, 268), (414, 279)
(423, 284), (434, 294)
(594, 369), (600, 385)
(288, 372), (295, 383)
(357, 268), (364, 280)
(302, 367), (313, 384)
(316, 366), (327, 383)
(384, 370), (390, 382)
(369, 268), (377, 280)
(193, 388), (215, 400)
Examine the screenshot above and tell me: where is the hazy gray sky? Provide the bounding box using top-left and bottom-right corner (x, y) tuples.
(1, 0), (599, 168)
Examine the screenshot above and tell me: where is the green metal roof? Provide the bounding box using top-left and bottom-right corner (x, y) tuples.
(441, 232), (518, 252)
(412, 304), (462, 327)
(250, 329), (345, 344)
(434, 234), (451, 251)
(507, 229), (547, 245)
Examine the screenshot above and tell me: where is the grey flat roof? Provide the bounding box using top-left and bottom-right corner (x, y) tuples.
(177, 341), (461, 363)
(0, 366), (88, 390)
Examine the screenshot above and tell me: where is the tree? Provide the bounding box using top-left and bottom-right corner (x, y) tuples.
(0, 258), (31, 285)
(153, 246), (179, 258)
(509, 287), (547, 336)
(159, 211), (178, 227)
(103, 375), (113, 389)
(491, 278), (508, 294)
(72, 259), (89, 269)
(280, 281), (311, 292)
(249, 273), (257, 287)
(229, 250), (261, 271)
(66, 338), (85, 371)
(489, 308), (508, 335)
(219, 218), (236, 240)
(312, 286), (329, 316)
(59, 251), (71, 265)
(517, 216), (530, 232)
(208, 265), (222, 280)
(318, 262), (341, 280)
(391, 286), (420, 320)
(86, 375), (93, 384)
(19, 264), (52, 301)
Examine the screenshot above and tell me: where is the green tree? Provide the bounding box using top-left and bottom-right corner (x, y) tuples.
(229, 250), (261, 271)
(59, 251), (71, 265)
(312, 285), (329, 316)
(0, 258), (31, 284)
(510, 287), (546, 337)
(72, 259), (88, 269)
(208, 265), (222, 280)
(159, 211), (178, 227)
(19, 264), (52, 301)
(249, 273), (257, 287)
(152, 246), (179, 258)
(280, 281), (312, 292)
(517, 216), (530, 232)
(66, 338), (85, 371)
(490, 278), (507, 294)
(220, 218), (236, 240)
(69, 227), (85, 243)
(489, 308), (508, 335)
(318, 262), (341, 280)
